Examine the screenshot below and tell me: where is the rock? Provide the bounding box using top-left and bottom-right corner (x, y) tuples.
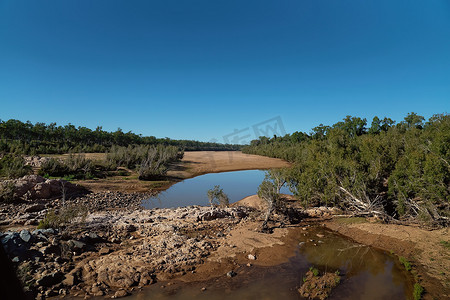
(231, 208), (248, 218)
(198, 210), (230, 221)
(316, 234), (324, 238)
(67, 240), (86, 251)
(34, 182), (52, 199)
(99, 247), (111, 255)
(36, 272), (64, 287)
(125, 224), (136, 232)
(114, 289), (129, 298)
(32, 228), (55, 236)
(25, 204), (46, 213)
(24, 219), (39, 226)
(226, 271), (237, 278)
(62, 274), (77, 286)
(6, 175), (83, 201)
(19, 230), (31, 243)
(247, 254), (256, 260)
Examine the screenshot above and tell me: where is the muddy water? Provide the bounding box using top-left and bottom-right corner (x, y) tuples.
(127, 227), (414, 300)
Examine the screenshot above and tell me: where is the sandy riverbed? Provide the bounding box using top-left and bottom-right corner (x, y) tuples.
(77, 151), (290, 193)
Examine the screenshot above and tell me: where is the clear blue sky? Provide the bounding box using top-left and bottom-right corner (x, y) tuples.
(1, 1), (449, 142)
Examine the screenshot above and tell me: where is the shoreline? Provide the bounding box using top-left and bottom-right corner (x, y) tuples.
(0, 151), (448, 299)
(76, 151), (291, 193)
(1, 191), (448, 299)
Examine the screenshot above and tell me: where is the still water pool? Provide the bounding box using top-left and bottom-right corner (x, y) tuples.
(127, 227), (414, 300)
(136, 170), (414, 299)
(143, 170), (291, 209)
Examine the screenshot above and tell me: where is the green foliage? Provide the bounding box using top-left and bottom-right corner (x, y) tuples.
(16, 263), (34, 289)
(309, 266), (320, 277)
(0, 119), (241, 154)
(0, 154), (32, 179)
(37, 205), (87, 229)
(413, 283), (424, 300)
(0, 181), (16, 203)
(207, 185), (230, 207)
(399, 256), (412, 271)
(243, 113), (450, 224)
(38, 154), (98, 179)
(105, 144), (182, 180)
(440, 240), (450, 250)
(38, 158), (69, 177)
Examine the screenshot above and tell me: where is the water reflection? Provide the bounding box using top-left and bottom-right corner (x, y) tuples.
(126, 227), (414, 300)
(143, 170), (291, 209)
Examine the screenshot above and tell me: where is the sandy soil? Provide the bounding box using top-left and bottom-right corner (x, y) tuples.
(77, 151), (290, 193)
(169, 151), (291, 178)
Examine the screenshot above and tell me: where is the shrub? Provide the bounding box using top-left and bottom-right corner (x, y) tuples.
(38, 158), (69, 177)
(0, 181), (16, 203)
(399, 256), (412, 271)
(309, 266), (320, 277)
(0, 154), (32, 179)
(413, 283), (424, 300)
(440, 240), (450, 250)
(258, 179), (286, 229)
(106, 144), (183, 180)
(37, 205), (87, 229)
(207, 185), (229, 207)
(38, 155), (98, 179)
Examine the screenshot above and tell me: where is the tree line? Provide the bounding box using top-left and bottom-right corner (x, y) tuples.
(0, 119), (241, 154)
(243, 113), (449, 225)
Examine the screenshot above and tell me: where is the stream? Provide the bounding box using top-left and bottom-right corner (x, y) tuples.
(135, 170), (414, 299)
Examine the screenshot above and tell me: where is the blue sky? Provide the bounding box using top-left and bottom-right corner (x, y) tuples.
(1, 1), (449, 142)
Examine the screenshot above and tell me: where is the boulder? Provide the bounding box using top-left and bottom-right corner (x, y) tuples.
(33, 182), (52, 199)
(198, 209), (229, 221)
(114, 289), (129, 298)
(36, 272), (64, 287)
(19, 230), (31, 243)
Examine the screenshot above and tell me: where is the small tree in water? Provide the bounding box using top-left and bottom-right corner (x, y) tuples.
(207, 185), (229, 208)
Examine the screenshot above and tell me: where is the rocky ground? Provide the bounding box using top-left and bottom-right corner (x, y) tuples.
(0, 175), (263, 299)
(1, 174), (448, 300)
(1, 204), (254, 299)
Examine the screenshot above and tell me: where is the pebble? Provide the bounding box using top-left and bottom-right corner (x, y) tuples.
(226, 270), (237, 278)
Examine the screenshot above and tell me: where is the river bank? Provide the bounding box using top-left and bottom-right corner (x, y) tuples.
(74, 151), (291, 193)
(1, 190), (447, 299)
(0, 152), (448, 299)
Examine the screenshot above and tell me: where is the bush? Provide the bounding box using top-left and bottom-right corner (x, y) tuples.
(243, 113), (450, 225)
(207, 185), (229, 207)
(309, 266), (320, 277)
(37, 205), (88, 229)
(0, 181), (16, 203)
(399, 256), (412, 271)
(0, 154), (32, 179)
(38, 154), (100, 179)
(38, 158), (69, 177)
(413, 283), (424, 300)
(107, 144), (183, 180)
